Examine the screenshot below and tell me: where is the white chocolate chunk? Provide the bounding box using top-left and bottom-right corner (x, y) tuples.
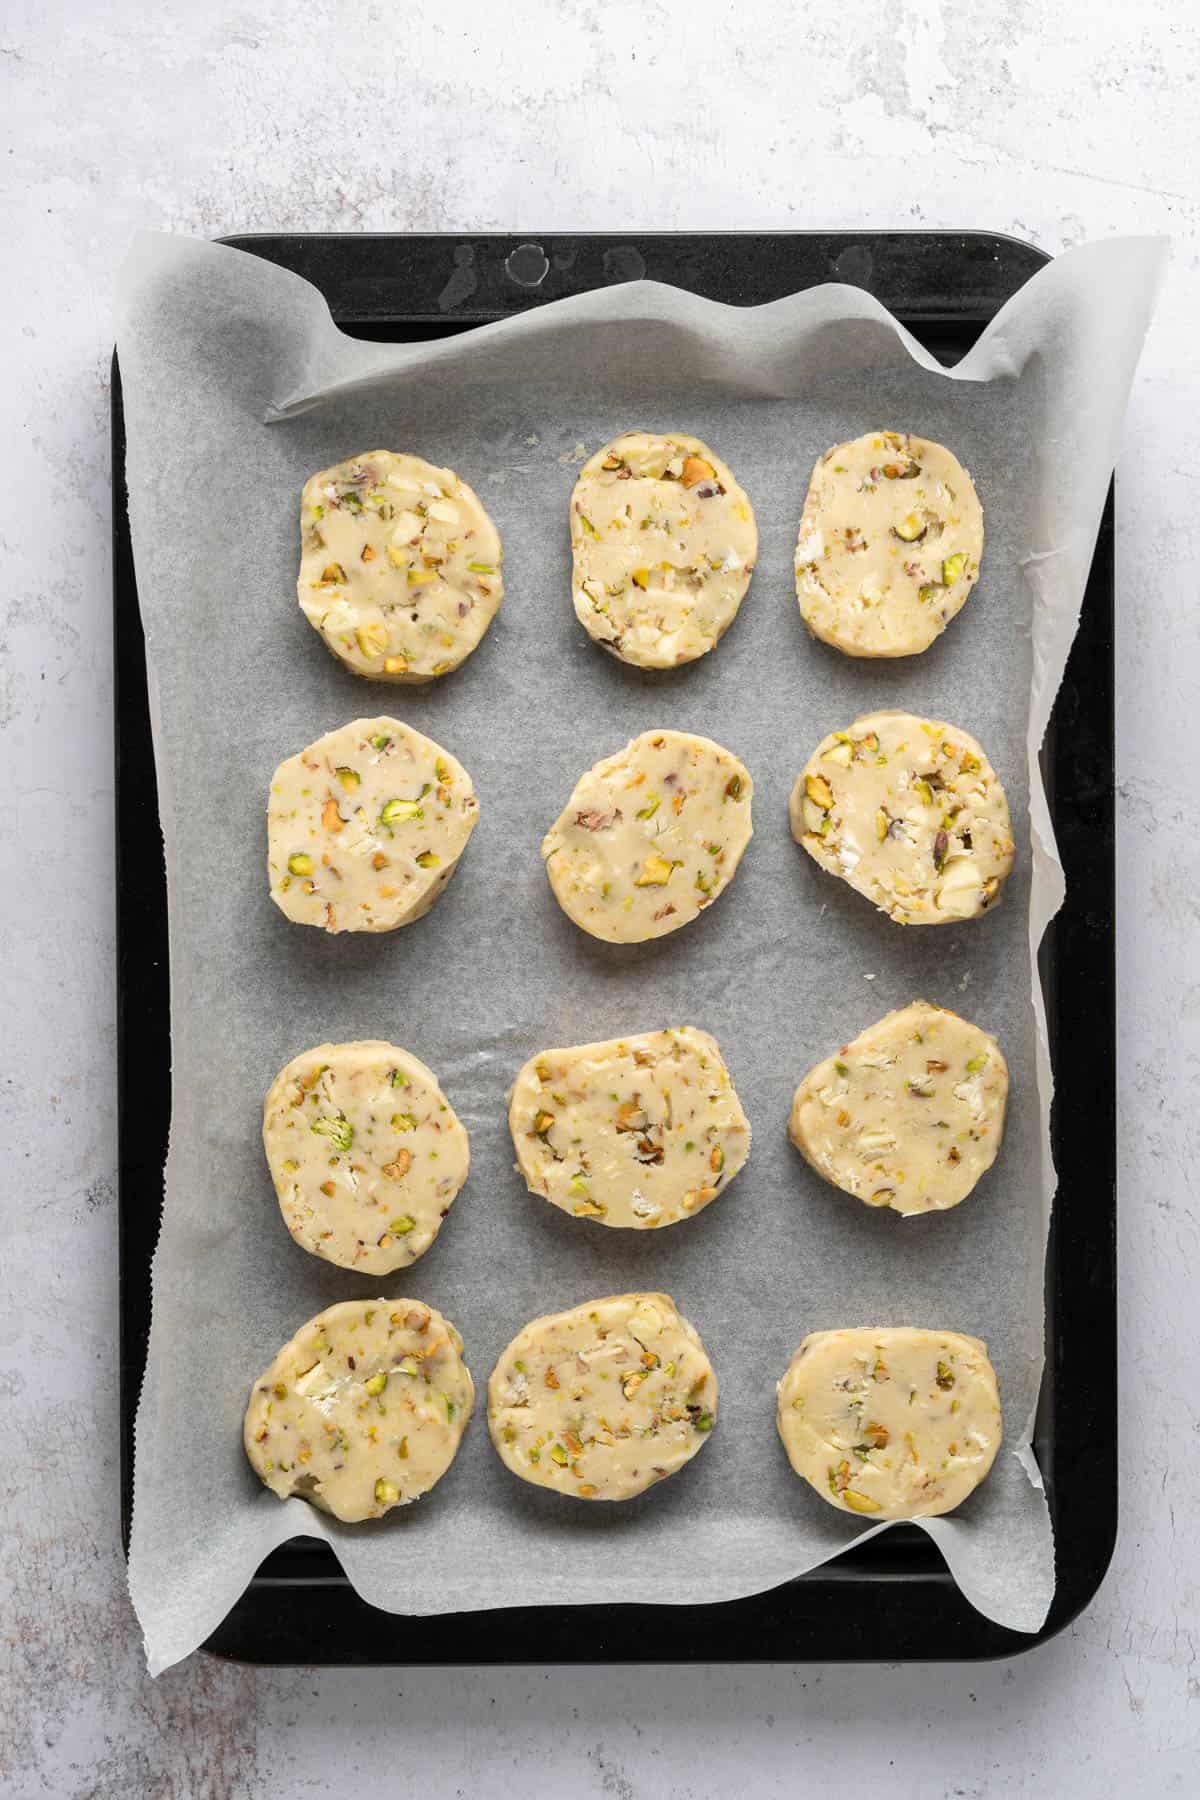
(776, 1326), (1002, 1520)
(570, 431), (757, 668)
(267, 716), (478, 934)
(542, 728), (752, 943)
(509, 1026), (750, 1229)
(788, 1002), (1008, 1216)
(263, 1040), (470, 1274)
(795, 430), (984, 658)
(298, 450), (503, 683)
(789, 710), (1014, 925)
(488, 1293), (718, 1501)
(244, 1298), (473, 1522)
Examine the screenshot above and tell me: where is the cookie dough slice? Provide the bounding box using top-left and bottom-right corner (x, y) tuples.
(542, 728), (752, 943)
(298, 450), (503, 682)
(509, 1026), (750, 1229)
(790, 710), (1014, 924)
(268, 716), (478, 933)
(776, 1326), (1002, 1519)
(795, 430), (984, 657)
(788, 1002), (1008, 1217)
(244, 1297), (474, 1521)
(488, 1293), (718, 1500)
(264, 1040), (470, 1273)
(570, 430), (757, 668)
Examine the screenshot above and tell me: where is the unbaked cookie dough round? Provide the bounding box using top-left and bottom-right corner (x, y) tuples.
(789, 710), (1014, 924)
(508, 1026), (750, 1229)
(777, 1326), (1002, 1520)
(788, 1003), (1008, 1217)
(264, 1040), (470, 1274)
(542, 728), (752, 943)
(244, 1297), (474, 1521)
(794, 430), (983, 657)
(488, 1293), (718, 1500)
(298, 451), (503, 682)
(268, 716), (478, 933)
(569, 431), (757, 668)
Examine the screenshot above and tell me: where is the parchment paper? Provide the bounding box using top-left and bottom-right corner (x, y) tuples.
(118, 233), (1163, 1675)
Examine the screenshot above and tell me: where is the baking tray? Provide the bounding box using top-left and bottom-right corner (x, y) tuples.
(114, 232), (1117, 1663)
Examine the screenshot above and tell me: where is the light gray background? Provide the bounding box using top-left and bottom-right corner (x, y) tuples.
(1, 1), (1195, 1794)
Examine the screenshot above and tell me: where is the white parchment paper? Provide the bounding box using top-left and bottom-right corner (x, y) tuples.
(117, 233), (1163, 1675)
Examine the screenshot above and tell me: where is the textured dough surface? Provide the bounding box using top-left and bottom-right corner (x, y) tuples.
(263, 1040), (470, 1273)
(298, 450), (503, 682)
(788, 1003), (1008, 1216)
(244, 1298), (474, 1522)
(488, 1293), (718, 1500)
(570, 430), (757, 668)
(509, 1026), (750, 1229)
(542, 729), (752, 943)
(790, 710), (1014, 924)
(795, 430), (983, 657)
(268, 716), (478, 933)
(776, 1326), (1002, 1520)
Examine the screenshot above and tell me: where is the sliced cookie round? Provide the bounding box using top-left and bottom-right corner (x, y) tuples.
(298, 450), (503, 682)
(542, 728), (752, 943)
(776, 1326), (1002, 1520)
(569, 430), (757, 668)
(795, 429), (983, 657)
(788, 1003), (1008, 1216)
(268, 716), (478, 933)
(264, 1040), (470, 1274)
(789, 710), (1014, 925)
(244, 1297), (474, 1521)
(509, 1026), (751, 1229)
(488, 1292), (718, 1500)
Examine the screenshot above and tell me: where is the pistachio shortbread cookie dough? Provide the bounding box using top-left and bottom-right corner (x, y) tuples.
(509, 1026), (750, 1229)
(264, 1040), (470, 1274)
(569, 431), (757, 668)
(788, 1003), (1008, 1217)
(298, 451), (503, 682)
(244, 1297), (474, 1522)
(542, 729), (752, 943)
(776, 1326), (1002, 1520)
(268, 716), (478, 933)
(790, 710), (1014, 924)
(795, 430), (984, 657)
(489, 1293), (718, 1500)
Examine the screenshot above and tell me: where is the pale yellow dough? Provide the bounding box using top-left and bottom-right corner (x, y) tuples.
(263, 1040), (470, 1274)
(244, 1298), (474, 1522)
(488, 1293), (718, 1500)
(267, 716), (478, 934)
(508, 1026), (750, 1229)
(570, 430), (757, 668)
(795, 430), (984, 657)
(790, 710), (1014, 924)
(788, 1003), (1008, 1217)
(776, 1326), (1002, 1520)
(542, 728), (753, 943)
(298, 450), (503, 682)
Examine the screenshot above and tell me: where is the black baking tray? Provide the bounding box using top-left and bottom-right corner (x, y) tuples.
(114, 232), (1116, 1663)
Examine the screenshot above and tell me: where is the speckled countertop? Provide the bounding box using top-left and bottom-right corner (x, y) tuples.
(2, 2), (1197, 1795)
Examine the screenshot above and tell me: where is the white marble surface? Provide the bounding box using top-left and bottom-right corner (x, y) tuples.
(1, 2), (1197, 1793)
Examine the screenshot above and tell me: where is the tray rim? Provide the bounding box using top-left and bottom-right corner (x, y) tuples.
(113, 227), (1117, 1665)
